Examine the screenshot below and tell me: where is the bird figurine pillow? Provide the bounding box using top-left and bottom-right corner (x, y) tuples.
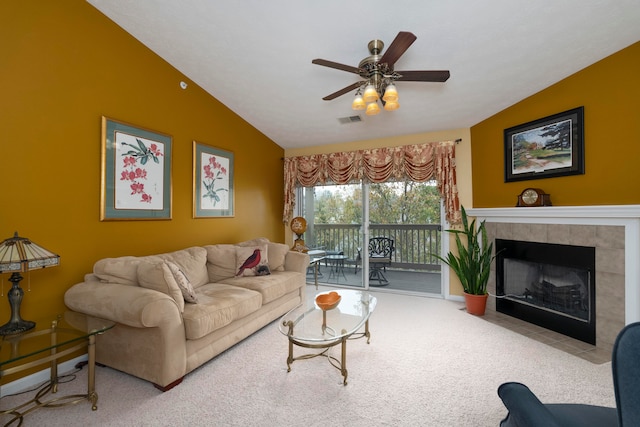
(235, 245), (270, 277)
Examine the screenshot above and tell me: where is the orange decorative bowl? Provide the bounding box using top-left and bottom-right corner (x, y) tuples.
(315, 291), (341, 311)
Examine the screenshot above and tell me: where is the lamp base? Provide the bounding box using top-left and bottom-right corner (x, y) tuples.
(0, 319), (36, 336)
(0, 271), (36, 335)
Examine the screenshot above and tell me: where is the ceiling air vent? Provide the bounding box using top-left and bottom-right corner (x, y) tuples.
(337, 115), (362, 124)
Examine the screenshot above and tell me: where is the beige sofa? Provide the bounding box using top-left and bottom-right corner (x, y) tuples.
(64, 238), (309, 391)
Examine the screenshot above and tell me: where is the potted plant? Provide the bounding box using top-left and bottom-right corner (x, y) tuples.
(437, 206), (497, 315)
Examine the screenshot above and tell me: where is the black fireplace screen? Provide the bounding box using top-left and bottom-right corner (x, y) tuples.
(503, 258), (590, 322)
(496, 239), (596, 344)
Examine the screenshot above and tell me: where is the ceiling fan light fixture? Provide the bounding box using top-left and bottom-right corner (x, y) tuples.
(365, 101), (381, 116)
(313, 32), (450, 110)
(383, 100), (399, 111)
(362, 84), (379, 103)
(382, 83), (398, 102)
(352, 94), (366, 110)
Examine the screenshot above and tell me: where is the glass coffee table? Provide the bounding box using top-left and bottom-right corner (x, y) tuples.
(278, 289), (376, 385)
(1, 311), (115, 425)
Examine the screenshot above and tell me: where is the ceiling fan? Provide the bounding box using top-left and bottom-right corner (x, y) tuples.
(312, 31), (450, 114)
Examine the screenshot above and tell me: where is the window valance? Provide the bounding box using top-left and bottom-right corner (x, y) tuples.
(283, 140), (460, 225)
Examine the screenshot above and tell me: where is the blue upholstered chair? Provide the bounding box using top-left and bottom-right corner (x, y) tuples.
(497, 321), (640, 426)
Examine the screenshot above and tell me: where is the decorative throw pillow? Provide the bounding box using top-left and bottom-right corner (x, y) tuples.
(235, 245), (270, 277)
(158, 247), (209, 288)
(165, 261), (198, 303)
(137, 261), (185, 313)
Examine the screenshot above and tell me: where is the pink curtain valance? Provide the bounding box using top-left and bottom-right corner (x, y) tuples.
(283, 141), (461, 225)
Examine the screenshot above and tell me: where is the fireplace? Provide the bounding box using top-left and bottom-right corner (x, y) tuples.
(495, 239), (596, 344)
(465, 205), (640, 355)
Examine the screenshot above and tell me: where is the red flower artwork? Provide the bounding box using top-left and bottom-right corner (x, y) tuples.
(119, 138), (163, 204)
(202, 155), (228, 206)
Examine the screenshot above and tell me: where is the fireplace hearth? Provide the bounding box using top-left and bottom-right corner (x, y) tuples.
(496, 239), (596, 344)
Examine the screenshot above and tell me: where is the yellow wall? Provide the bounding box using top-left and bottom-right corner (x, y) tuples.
(0, 1), (286, 332)
(471, 42), (640, 207)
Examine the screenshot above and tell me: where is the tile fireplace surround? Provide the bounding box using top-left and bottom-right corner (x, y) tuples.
(467, 205), (640, 357)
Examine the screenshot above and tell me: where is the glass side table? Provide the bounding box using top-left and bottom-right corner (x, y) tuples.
(0, 311), (115, 426)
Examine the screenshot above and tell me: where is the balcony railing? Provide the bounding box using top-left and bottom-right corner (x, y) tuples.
(308, 223), (442, 271)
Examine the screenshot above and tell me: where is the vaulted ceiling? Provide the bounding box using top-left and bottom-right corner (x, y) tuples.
(87, 1), (640, 149)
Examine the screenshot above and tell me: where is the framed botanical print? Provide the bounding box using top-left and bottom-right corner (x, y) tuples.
(100, 117), (172, 220)
(193, 141), (234, 218)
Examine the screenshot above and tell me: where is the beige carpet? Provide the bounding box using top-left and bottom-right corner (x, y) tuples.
(0, 286), (616, 426)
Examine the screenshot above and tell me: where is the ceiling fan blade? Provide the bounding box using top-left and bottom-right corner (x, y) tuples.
(379, 31), (417, 66)
(322, 82), (362, 100)
(396, 70), (450, 82)
(312, 59), (362, 74)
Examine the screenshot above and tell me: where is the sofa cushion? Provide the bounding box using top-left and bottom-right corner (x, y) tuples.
(182, 283), (262, 340)
(237, 237), (270, 247)
(235, 244), (269, 277)
(157, 247), (209, 288)
(166, 261), (198, 303)
(92, 247), (208, 289)
(93, 255), (157, 286)
(204, 244), (237, 282)
(137, 260), (186, 312)
(218, 271), (303, 304)
(267, 242), (289, 272)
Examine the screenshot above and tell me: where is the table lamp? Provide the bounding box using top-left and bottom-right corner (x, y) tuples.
(0, 232), (60, 335)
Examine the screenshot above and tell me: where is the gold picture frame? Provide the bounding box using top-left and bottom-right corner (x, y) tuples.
(192, 141), (234, 218)
(100, 117), (172, 220)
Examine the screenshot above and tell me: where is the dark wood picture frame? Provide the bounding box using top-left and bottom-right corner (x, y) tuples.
(504, 106), (584, 182)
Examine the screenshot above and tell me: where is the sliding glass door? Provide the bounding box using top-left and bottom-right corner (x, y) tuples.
(299, 180), (443, 295)
(301, 183), (364, 288)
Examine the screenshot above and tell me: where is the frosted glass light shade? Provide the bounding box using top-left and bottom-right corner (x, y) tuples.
(383, 100), (399, 111)
(382, 83), (398, 102)
(362, 84), (379, 103)
(352, 95), (366, 110)
(365, 102), (381, 116)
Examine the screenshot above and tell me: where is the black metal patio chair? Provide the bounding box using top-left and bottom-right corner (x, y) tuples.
(368, 237), (394, 286)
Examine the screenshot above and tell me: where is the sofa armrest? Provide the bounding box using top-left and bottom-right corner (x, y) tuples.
(497, 382), (562, 427)
(64, 281), (183, 328)
(284, 251), (310, 274)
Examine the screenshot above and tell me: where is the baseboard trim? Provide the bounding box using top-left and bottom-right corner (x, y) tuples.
(0, 353), (88, 397)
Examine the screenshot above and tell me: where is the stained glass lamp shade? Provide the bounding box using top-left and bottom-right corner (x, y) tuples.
(0, 232), (60, 335)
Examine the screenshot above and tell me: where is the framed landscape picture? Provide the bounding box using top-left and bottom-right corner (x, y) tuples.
(193, 141), (234, 218)
(504, 107), (584, 182)
(100, 117), (172, 220)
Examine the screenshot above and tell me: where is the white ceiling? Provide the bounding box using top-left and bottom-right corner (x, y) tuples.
(87, 0), (640, 149)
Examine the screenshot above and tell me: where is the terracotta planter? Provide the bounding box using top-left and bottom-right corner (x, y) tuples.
(464, 292), (488, 316)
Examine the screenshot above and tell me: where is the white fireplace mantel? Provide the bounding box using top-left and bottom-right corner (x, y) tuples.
(467, 205), (640, 221)
(467, 205), (640, 324)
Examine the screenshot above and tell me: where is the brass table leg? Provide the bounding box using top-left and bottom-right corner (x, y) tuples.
(284, 320), (294, 372)
(87, 334), (98, 410)
(340, 337), (348, 385)
(314, 262), (319, 290)
(50, 319), (59, 394)
(286, 337), (294, 372)
(364, 319), (371, 344)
